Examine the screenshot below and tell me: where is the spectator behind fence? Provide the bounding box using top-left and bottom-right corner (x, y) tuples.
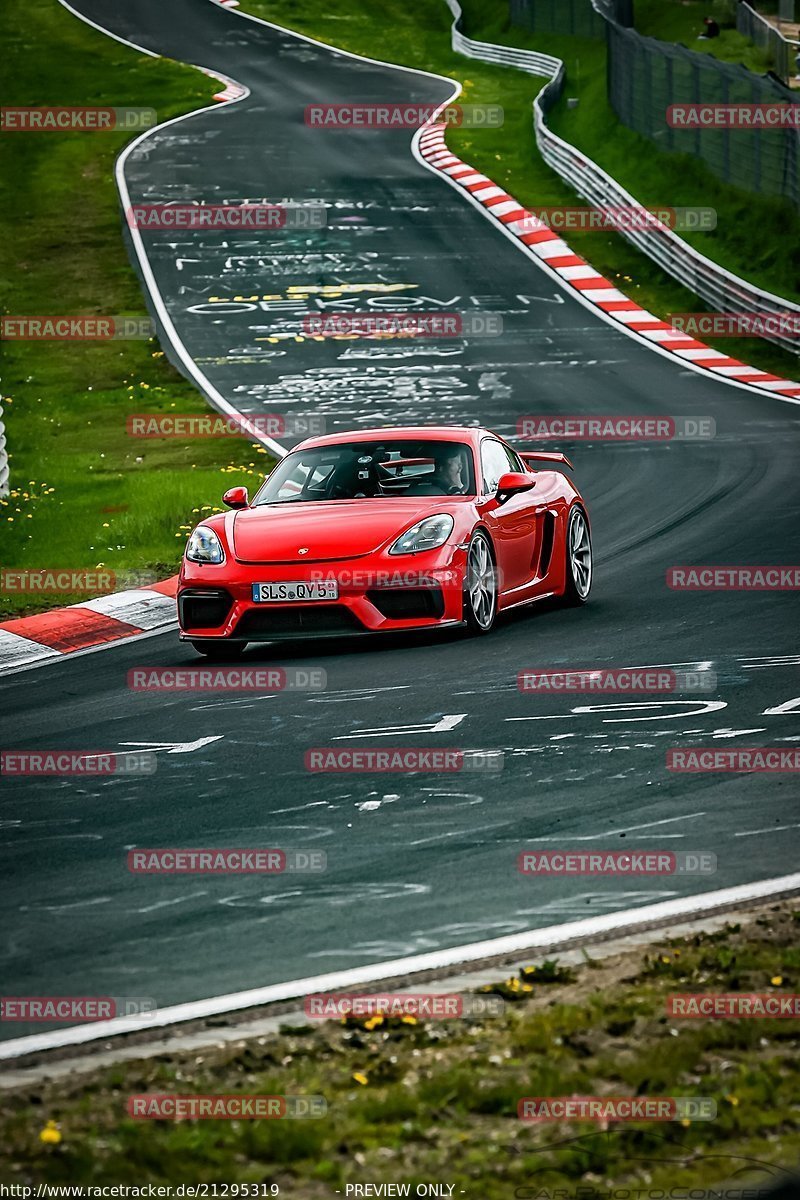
(698, 16), (721, 39)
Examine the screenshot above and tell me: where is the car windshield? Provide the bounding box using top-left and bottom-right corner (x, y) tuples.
(252, 439), (476, 504)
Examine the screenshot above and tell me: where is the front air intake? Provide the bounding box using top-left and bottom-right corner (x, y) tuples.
(178, 589), (234, 630)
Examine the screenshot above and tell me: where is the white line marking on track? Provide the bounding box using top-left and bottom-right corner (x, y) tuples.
(57, 0), (159, 55)
(734, 823), (800, 838)
(3, 872), (798, 1059)
(523, 812), (706, 842)
(136, 891), (209, 914)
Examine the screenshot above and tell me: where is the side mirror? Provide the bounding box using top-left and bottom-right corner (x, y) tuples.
(222, 486), (249, 509)
(496, 472), (535, 503)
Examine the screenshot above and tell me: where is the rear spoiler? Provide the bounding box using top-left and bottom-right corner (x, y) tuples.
(520, 451), (574, 470)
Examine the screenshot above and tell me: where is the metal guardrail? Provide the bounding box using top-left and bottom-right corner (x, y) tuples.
(0, 401), (8, 498)
(446, 0), (560, 75)
(737, 1), (793, 82)
(441, 0), (800, 354)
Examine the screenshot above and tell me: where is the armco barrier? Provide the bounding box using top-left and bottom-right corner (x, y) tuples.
(448, 0), (561, 77)
(442, 0), (800, 355)
(0, 401), (8, 498)
(737, 1), (793, 83)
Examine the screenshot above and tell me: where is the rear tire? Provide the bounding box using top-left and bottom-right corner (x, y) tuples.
(190, 640), (246, 660)
(463, 531), (497, 635)
(561, 506), (592, 606)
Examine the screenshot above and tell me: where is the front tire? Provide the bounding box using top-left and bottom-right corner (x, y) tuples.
(190, 640), (246, 660)
(561, 506), (592, 606)
(463, 531), (497, 634)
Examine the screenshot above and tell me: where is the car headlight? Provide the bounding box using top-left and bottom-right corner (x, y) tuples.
(185, 525), (225, 564)
(389, 514), (454, 555)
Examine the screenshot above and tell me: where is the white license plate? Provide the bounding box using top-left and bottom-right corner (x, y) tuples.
(252, 581), (339, 603)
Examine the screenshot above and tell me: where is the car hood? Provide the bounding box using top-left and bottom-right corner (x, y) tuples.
(230, 499), (468, 564)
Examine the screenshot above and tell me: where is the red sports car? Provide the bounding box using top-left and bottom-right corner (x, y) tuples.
(178, 426), (592, 657)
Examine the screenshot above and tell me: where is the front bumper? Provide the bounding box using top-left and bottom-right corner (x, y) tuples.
(177, 553), (466, 642)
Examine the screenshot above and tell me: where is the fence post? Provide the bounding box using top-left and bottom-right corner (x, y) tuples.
(0, 400), (9, 499)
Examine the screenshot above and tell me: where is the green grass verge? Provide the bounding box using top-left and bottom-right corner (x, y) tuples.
(237, 0), (799, 384)
(634, 0), (776, 74)
(2, 903), (798, 1193)
(0, 0), (272, 620)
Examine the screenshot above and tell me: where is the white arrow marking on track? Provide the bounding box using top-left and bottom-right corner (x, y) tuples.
(710, 727), (766, 738)
(118, 737), (223, 754)
(332, 714), (467, 739)
(763, 696), (800, 715)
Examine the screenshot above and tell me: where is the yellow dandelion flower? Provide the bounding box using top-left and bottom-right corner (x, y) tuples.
(771, 975), (783, 986)
(39, 1120), (62, 1145)
(352, 1072), (368, 1086)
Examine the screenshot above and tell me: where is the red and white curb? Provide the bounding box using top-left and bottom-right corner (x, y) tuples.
(417, 123), (800, 400)
(197, 65), (248, 103)
(0, 579), (178, 672)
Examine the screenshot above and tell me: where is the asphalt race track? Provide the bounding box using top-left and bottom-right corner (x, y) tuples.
(1, 0), (799, 1043)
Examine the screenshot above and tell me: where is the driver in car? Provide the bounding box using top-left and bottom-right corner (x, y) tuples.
(431, 446), (467, 495)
